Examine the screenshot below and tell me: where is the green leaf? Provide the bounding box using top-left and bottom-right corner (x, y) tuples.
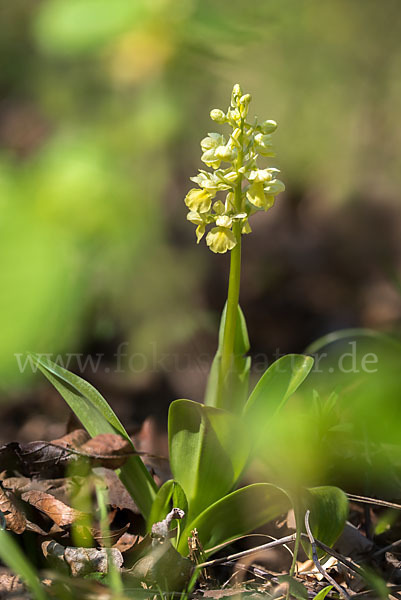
(30, 353), (156, 519)
(0, 529), (47, 600)
(313, 586), (333, 600)
(277, 575), (308, 599)
(177, 483), (291, 555)
(303, 486), (349, 558)
(169, 399), (250, 519)
(204, 303), (251, 412)
(147, 480), (188, 535)
(244, 354), (314, 447)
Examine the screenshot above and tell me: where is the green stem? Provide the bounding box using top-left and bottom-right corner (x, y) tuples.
(215, 121), (244, 410)
(220, 224), (242, 380)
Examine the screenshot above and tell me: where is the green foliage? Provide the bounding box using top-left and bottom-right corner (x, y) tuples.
(169, 399), (250, 518)
(34, 0), (147, 55)
(204, 303), (251, 412)
(24, 83), (350, 592)
(30, 354), (157, 519)
(148, 480), (188, 537)
(313, 587), (333, 600)
(302, 486), (349, 558)
(177, 483), (291, 554)
(244, 353), (314, 448)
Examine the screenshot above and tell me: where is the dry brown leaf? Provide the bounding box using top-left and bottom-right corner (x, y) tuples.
(80, 433), (132, 469)
(20, 490), (84, 528)
(2, 477), (37, 493)
(0, 486), (26, 534)
(96, 468), (139, 513)
(112, 531), (141, 553)
(92, 523), (129, 546)
(51, 429), (90, 448)
(0, 572), (25, 594)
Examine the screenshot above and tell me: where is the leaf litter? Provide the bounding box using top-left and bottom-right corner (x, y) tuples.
(2, 429), (401, 599)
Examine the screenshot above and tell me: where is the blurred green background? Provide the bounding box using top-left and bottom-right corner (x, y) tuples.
(1, 0), (401, 403)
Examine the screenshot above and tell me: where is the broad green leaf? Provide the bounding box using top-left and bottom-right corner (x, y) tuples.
(147, 480), (188, 536)
(30, 353), (156, 519)
(0, 529), (47, 600)
(303, 486), (349, 558)
(244, 354), (314, 448)
(314, 586), (333, 600)
(278, 575), (308, 599)
(169, 399), (250, 519)
(204, 303), (251, 412)
(177, 483), (291, 555)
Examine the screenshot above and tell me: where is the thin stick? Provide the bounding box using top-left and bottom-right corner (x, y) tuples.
(39, 441), (169, 462)
(305, 510), (350, 600)
(196, 533), (297, 569)
(372, 537), (401, 559)
(346, 493), (401, 511)
(308, 535), (364, 576)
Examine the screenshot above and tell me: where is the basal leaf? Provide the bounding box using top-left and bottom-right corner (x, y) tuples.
(169, 399), (250, 519)
(177, 483), (291, 555)
(244, 354), (314, 448)
(147, 480), (188, 536)
(303, 486), (348, 558)
(204, 303), (251, 412)
(30, 354), (156, 519)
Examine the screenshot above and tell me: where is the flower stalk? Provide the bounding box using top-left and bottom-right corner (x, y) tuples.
(184, 83), (285, 409)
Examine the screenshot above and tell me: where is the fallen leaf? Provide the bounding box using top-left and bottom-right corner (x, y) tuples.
(0, 486), (26, 534)
(92, 523), (129, 547)
(21, 490), (85, 528)
(51, 429), (90, 448)
(0, 572), (25, 594)
(112, 531), (141, 553)
(95, 468), (139, 514)
(80, 433), (132, 469)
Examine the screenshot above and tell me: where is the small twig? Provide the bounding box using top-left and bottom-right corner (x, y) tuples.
(305, 535), (365, 577)
(346, 493), (401, 511)
(305, 510), (350, 600)
(372, 537), (401, 559)
(45, 441), (169, 462)
(351, 584), (401, 598)
(196, 533), (297, 569)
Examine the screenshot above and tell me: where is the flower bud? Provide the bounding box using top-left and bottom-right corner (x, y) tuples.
(261, 119), (277, 134)
(239, 93), (251, 118)
(231, 83), (242, 107)
(210, 109), (226, 123)
(225, 192), (235, 211)
(213, 200), (225, 215)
